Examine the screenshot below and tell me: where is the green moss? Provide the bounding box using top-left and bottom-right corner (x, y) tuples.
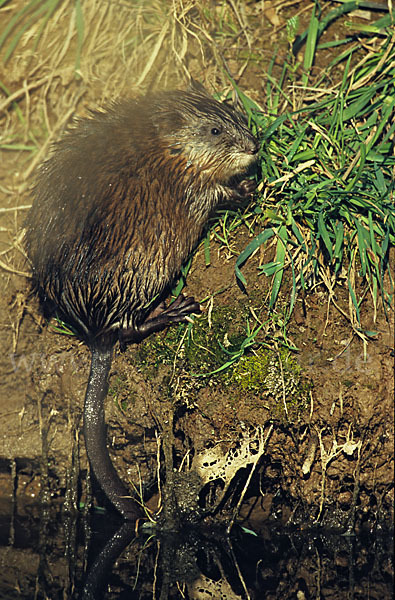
(185, 306), (246, 370)
(135, 304), (248, 376)
(229, 348), (311, 422)
(131, 302), (311, 423)
(108, 375), (133, 411)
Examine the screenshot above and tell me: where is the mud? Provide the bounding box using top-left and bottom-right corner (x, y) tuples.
(0, 240), (393, 531)
(0, 503), (393, 599)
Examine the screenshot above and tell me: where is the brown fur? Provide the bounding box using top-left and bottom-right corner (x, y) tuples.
(26, 86), (258, 345)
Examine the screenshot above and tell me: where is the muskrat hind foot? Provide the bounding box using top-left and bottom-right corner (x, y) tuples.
(160, 293), (201, 317)
(119, 294), (201, 346)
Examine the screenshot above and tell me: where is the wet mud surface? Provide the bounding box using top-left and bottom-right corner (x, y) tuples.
(0, 501), (393, 599)
(0, 246), (393, 530)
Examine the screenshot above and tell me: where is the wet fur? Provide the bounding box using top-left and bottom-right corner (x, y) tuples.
(25, 83), (259, 518)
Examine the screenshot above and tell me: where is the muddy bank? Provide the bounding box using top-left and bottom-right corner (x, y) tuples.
(0, 247), (393, 534)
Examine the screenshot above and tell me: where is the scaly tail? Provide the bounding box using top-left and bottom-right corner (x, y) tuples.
(84, 347), (141, 519)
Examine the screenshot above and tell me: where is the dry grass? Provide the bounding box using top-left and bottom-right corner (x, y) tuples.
(0, 0), (263, 188)
(0, 0), (265, 279)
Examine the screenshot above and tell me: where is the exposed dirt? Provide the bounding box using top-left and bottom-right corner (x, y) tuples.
(0, 0), (393, 543)
(0, 226), (393, 532)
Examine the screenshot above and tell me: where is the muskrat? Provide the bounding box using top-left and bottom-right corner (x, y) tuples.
(25, 81), (259, 520)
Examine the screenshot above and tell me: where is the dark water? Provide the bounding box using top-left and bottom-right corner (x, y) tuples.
(0, 501), (393, 599)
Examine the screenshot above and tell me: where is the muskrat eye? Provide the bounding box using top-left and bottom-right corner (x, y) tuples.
(211, 127), (222, 136)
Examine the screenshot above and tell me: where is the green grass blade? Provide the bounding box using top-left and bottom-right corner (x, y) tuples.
(302, 12), (319, 86)
(269, 226), (287, 308)
(235, 229), (275, 287)
(261, 114), (289, 141)
(334, 221), (344, 273)
(368, 211), (379, 257)
(3, 3), (49, 63)
(317, 213), (333, 259)
(367, 97), (395, 156)
(293, 1), (359, 56)
(172, 257), (192, 297)
(0, 0), (42, 52)
(1, 144), (37, 150)
(348, 251), (361, 323)
(345, 142), (366, 192)
(204, 232), (211, 267)
(342, 87), (377, 122)
(354, 219), (369, 277)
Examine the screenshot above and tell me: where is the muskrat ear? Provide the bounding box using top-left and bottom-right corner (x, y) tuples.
(151, 105), (186, 135)
(187, 78), (210, 97)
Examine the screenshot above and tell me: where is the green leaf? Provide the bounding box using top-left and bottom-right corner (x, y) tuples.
(318, 213), (333, 259)
(269, 226), (287, 308)
(204, 232), (211, 267)
(235, 229), (275, 287)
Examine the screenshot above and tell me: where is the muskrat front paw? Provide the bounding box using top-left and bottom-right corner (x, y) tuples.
(234, 178), (257, 198)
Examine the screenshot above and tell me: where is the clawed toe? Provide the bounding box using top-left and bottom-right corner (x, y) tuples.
(164, 294), (201, 317)
(235, 178), (257, 198)
(119, 294), (201, 346)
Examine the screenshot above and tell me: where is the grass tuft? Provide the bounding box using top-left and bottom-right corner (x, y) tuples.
(234, 8), (395, 337)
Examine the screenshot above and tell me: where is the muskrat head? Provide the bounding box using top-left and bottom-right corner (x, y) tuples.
(151, 83), (259, 183)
